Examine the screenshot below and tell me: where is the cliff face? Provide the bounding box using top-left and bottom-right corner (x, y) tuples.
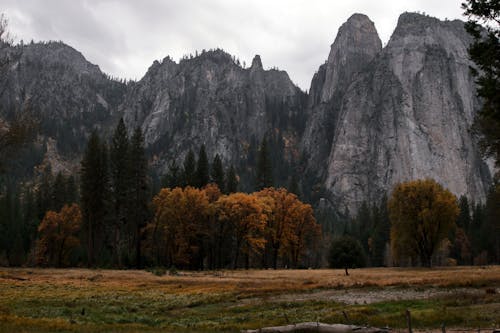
(301, 14), (382, 180)
(304, 13), (491, 211)
(121, 49), (307, 170)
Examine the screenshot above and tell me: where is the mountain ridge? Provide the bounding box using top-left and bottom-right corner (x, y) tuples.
(0, 12), (492, 212)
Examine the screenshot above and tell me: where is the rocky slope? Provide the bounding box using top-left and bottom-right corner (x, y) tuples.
(121, 49), (307, 172)
(303, 13), (492, 211)
(0, 41), (126, 156)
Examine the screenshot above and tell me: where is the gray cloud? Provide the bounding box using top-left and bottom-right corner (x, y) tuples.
(1, 0), (465, 89)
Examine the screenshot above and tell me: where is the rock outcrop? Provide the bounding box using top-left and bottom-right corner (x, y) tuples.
(303, 13), (492, 211)
(301, 14), (382, 181)
(121, 49), (307, 171)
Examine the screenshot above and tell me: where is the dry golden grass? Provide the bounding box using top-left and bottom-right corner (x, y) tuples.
(1, 266), (499, 296)
(0, 266), (499, 332)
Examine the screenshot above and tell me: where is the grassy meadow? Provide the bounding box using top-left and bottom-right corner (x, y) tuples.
(0, 266), (499, 332)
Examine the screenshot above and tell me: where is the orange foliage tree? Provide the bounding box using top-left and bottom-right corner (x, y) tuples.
(144, 186), (210, 268)
(388, 179), (459, 267)
(284, 200), (320, 268)
(216, 192), (268, 268)
(256, 188), (320, 269)
(36, 204), (82, 267)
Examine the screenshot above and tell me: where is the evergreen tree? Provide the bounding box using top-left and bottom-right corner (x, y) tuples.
(226, 165), (238, 193)
(51, 172), (66, 211)
(80, 131), (109, 267)
(36, 166), (53, 220)
(463, 1), (500, 169)
(256, 137), (273, 190)
(371, 194), (390, 266)
(127, 127), (150, 268)
(211, 154), (225, 192)
(110, 118), (130, 266)
(183, 150), (196, 187)
(288, 174), (300, 197)
(456, 195), (471, 230)
(22, 186), (38, 255)
(162, 161), (181, 188)
(195, 144), (209, 188)
(481, 186), (500, 263)
(353, 201), (372, 255)
(65, 175), (78, 204)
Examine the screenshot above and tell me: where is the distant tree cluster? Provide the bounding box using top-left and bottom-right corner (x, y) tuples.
(144, 186), (320, 270)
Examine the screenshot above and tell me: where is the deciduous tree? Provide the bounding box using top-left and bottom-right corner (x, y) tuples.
(388, 179), (459, 267)
(36, 204), (82, 267)
(216, 193), (267, 268)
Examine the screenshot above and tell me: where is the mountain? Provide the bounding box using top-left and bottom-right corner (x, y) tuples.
(0, 41), (126, 158)
(120, 49), (307, 189)
(0, 12), (493, 212)
(302, 13), (492, 212)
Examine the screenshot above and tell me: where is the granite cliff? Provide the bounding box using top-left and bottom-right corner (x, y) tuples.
(302, 13), (492, 211)
(0, 12), (492, 211)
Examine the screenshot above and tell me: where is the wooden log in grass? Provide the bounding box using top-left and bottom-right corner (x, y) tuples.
(242, 323), (389, 333)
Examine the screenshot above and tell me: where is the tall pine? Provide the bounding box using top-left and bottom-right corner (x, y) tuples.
(110, 118), (130, 266)
(256, 137), (273, 190)
(183, 150), (196, 187)
(226, 165), (238, 193)
(195, 144), (209, 188)
(80, 131), (109, 267)
(127, 127), (149, 268)
(211, 154), (225, 192)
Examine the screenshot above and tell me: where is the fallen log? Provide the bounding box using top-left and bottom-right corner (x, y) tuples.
(242, 322), (389, 333)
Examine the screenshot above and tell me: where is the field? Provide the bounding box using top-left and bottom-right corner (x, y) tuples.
(0, 266), (499, 332)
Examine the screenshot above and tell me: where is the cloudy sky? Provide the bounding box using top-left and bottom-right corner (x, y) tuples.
(2, 0), (465, 89)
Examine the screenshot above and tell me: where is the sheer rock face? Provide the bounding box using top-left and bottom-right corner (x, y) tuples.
(301, 14), (382, 180)
(121, 50), (306, 169)
(316, 13), (492, 211)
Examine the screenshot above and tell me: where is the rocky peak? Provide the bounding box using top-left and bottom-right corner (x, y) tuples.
(320, 13), (382, 102)
(251, 55), (263, 70)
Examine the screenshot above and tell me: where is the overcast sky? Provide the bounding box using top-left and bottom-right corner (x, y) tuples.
(1, 0), (465, 89)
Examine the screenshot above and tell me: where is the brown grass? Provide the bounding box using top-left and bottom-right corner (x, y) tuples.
(1, 266), (499, 297)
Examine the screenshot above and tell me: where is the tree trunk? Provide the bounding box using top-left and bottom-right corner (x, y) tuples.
(345, 267), (349, 276)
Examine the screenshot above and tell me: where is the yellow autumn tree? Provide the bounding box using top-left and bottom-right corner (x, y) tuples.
(36, 204), (82, 267)
(255, 187), (316, 269)
(216, 192), (268, 268)
(284, 201), (320, 268)
(145, 186), (210, 268)
(388, 179), (459, 267)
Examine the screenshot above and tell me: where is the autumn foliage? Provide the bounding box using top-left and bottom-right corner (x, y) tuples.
(143, 185), (320, 269)
(388, 179), (459, 267)
(36, 204), (82, 267)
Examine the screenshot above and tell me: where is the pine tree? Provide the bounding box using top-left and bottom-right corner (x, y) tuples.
(162, 162), (181, 188)
(127, 127), (150, 268)
(110, 118), (130, 266)
(183, 150), (196, 187)
(256, 137), (273, 190)
(226, 165), (238, 193)
(195, 144), (209, 188)
(80, 131), (109, 267)
(211, 154), (225, 192)
(456, 195), (471, 230)
(65, 175), (78, 204)
(51, 172), (66, 211)
(371, 194), (390, 266)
